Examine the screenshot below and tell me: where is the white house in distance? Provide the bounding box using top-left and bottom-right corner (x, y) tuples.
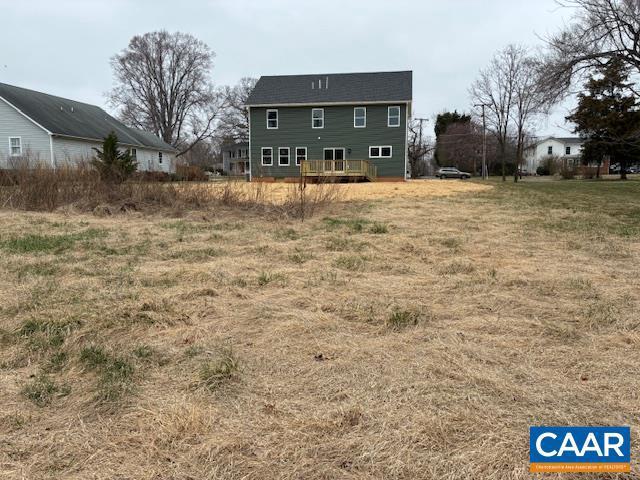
(524, 136), (584, 173)
(0, 82), (177, 172)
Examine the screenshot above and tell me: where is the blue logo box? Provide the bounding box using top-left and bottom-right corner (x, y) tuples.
(530, 426), (630, 473)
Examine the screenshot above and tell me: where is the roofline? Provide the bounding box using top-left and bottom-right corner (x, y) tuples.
(51, 132), (177, 152)
(0, 95), (53, 135)
(528, 135), (584, 147)
(246, 100), (412, 108)
(256, 69), (413, 79)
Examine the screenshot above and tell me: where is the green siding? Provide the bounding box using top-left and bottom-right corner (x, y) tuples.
(249, 104), (407, 178)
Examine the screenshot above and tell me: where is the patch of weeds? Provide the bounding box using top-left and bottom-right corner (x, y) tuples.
(22, 374), (69, 407)
(169, 247), (221, 261)
(369, 222), (389, 234)
(334, 255), (366, 271)
(325, 236), (351, 252)
(440, 237), (463, 251)
(13, 261), (60, 279)
(567, 277), (594, 291)
(46, 351), (68, 372)
(185, 345), (205, 358)
(133, 345), (154, 359)
(80, 345), (135, 402)
(438, 259), (476, 275)
(386, 308), (422, 331)
(198, 347), (239, 391)
(140, 274), (179, 288)
(273, 228), (300, 241)
(257, 271), (287, 287)
(231, 277), (248, 288)
(0, 229), (107, 254)
(582, 298), (621, 329)
(2, 413), (28, 430)
(323, 217), (371, 233)
(17, 318), (82, 350)
(97, 358), (135, 402)
(289, 247), (313, 264)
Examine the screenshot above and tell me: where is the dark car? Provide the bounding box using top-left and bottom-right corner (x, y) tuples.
(436, 167), (471, 179)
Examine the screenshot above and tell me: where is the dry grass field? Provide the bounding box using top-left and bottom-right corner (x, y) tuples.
(1, 178), (639, 479)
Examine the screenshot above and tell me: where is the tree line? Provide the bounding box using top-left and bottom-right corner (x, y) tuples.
(429, 0), (640, 181)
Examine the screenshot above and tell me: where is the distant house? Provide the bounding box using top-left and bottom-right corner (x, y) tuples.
(0, 82), (177, 172)
(524, 136), (584, 173)
(222, 141), (249, 176)
(245, 71), (412, 182)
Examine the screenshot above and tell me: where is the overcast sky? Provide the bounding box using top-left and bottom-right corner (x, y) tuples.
(0, 0), (577, 137)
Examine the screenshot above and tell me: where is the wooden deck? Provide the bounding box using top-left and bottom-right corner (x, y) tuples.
(300, 160), (377, 182)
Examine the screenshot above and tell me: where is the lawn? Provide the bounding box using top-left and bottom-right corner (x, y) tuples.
(0, 178), (639, 479)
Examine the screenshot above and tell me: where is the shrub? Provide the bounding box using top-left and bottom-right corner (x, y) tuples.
(175, 165), (208, 182)
(91, 132), (137, 183)
(558, 161), (578, 180)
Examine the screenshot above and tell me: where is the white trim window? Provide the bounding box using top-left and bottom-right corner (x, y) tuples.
(261, 147), (273, 166)
(278, 147), (290, 166)
(9, 137), (22, 156)
(354, 107), (366, 128)
(295, 147), (307, 166)
(158, 152), (163, 164)
(266, 109), (278, 129)
(387, 106), (401, 127)
(369, 146), (393, 158)
(312, 108), (324, 129)
(129, 148), (137, 161)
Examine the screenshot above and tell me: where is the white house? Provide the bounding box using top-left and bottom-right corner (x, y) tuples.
(0, 82), (177, 172)
(524, 136), (583, 173)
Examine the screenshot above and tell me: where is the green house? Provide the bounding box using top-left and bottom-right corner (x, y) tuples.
(246, 71), (412, 182)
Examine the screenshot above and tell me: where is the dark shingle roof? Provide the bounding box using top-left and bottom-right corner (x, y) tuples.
(246, 71), (412, 106)
(0, 82), (176, 152)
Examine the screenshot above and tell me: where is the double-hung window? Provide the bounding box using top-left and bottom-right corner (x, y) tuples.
(354, 107), (366, 128)
(312, 108), (324, 129)
(565, 146), (571, 155)
(261, 147), (273, 166)
(9, 137), (22, 156)
(130, 148), (137, 161)
(548, 146), (553, 155)
(387, 106), (401, 127)
(295, 147), (307, 166)
(267, 109), (278, 129)
(158, 152), (163, 164)
(278, 147), (290, 166)
(369, 146), (393, 158)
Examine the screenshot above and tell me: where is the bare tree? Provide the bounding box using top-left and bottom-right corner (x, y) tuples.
(544, 0), (640, 97)
(109, 31), (220, 156)
(217, 77), (257, 142)
(407, 119), (434, 177)
(511, 53), (553, 182)
(470, 45), (521, 181)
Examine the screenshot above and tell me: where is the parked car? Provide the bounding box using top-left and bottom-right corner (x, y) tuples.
(436, 167), (471, 179)
(628, 165), (639, 174)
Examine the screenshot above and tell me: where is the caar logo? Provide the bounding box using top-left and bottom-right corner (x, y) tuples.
(530, 426), (630, 473)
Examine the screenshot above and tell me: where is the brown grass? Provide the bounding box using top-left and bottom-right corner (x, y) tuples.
(0, 179), (639, 479)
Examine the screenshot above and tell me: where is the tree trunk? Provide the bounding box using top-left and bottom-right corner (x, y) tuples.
(620, 160), (628, 180)
(596, 159), (601, 179)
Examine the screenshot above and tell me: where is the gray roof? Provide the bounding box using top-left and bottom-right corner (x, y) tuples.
(0, 82), (176, 152)
(533, 136), (584, 146)
(246, 71), (412, 106)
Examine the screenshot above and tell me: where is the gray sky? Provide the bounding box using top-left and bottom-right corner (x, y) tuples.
(0, 0), (576, 137)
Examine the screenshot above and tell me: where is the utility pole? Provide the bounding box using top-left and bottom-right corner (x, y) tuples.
(474, 103), (489, 179)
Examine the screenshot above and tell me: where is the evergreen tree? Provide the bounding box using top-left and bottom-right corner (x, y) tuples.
(434, 111), (471, 166)
(566, 58), (640, 180)
(92, 132), (137, 183)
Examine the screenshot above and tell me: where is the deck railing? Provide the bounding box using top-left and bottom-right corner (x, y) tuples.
(300, 159), (377, 181)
